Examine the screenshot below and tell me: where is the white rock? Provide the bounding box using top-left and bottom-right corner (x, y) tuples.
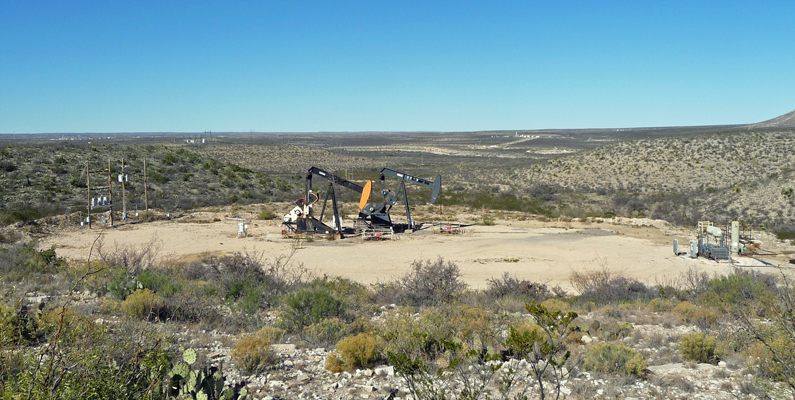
(374, 366), (395, 376)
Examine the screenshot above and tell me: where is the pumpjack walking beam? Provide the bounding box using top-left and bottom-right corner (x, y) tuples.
(380, 168), (441, 231)
(306, 166), (366, 238)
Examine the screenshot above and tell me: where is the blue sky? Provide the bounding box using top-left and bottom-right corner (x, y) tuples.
(1, 1), (793, 133)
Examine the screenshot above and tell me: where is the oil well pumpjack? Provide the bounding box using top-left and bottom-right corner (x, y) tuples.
(282, 166), (441, 238)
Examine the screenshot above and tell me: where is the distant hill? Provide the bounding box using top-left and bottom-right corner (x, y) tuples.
(749, 109), (795, 128)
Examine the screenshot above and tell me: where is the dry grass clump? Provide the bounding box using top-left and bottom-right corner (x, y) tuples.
(231, 335), (279, 375)
(325, 333), (379, 373)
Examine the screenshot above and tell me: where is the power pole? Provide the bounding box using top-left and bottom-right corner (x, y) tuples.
(108, 159), (113, 227)
(86, 164), (91, 229)
(121, 158), (126, 220)
(144, 159), (149, 212)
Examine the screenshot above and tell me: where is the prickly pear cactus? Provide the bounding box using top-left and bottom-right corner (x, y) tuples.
(171, 362), (190, 379)
(196, 392), (208, 400)
(590, 319), (601, 334)
(219, 387), (234, 400)
(183, 348), (197, 365)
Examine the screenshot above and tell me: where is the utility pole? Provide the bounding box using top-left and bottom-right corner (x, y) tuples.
(144, 159), (149, 212)
(121, 158), (126, 220)
(108, 159), (113, 227)
(86, 164), (91, 229)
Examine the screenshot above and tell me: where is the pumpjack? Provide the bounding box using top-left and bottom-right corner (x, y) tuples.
(376, 168), (441, 232)
(282, 166), (441, 237)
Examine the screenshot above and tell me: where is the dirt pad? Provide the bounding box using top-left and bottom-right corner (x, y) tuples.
(40, 217), (758, 293)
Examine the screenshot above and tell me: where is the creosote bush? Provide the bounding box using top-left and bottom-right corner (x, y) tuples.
(583, 342), (648, 377)
(679, 333), (719, 364)
(281, 288), (350, 332)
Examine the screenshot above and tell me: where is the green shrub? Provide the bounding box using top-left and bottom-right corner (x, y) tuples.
(679, 332), (719, 364)
(304, 318), (348, 349)
(672, 301), (698, 318)
(120, 289), (166, 320)
(2, 314), (171, 399)
(231, 335), (278, 375)
(583, 342), (647, 377)
(257, 209), (276, 220)
(0, 303), (28, 346)
(541, 298), (570, 313)
(325, 333), (379, 372)
(649, 298), (674, 312)
(137, 269), (182, 296)
(281, 288), (350, 332)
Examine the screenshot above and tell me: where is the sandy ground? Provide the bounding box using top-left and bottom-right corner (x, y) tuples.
(40, 215), (786, 293)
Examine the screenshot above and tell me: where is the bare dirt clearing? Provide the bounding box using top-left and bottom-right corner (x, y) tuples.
(40, 212), (785, 292)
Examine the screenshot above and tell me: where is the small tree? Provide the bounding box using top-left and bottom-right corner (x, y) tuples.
(501, 300), (579, 400)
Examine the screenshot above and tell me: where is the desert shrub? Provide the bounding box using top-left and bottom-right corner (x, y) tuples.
(302, 317), (370, 349)
(325, 333), (379, 372)
(161, 282), (223, 325)
(303, 318), (348, 349)
(380, 305), (502, 364)
(257, 208), (276, 220)
(498, 300), (579, 400)
(230, 335), (278, 375)
(2, 315), (170, 399)
(583, 342), (647, 377)
(701, 271), (777, 314)
(484, 272), (564, 302)
(745, 332), (795, 382)
(96, 237), (161, 272)
(679, 332), (719, 364)
(649, 298), (674, 312)
(137, 269), (182, 296)
(672, 301), (698, 319)
(397, 258), (467, 307)
(691, 307), (720, 331)
(306, 276), (372, 314)
(541, 298), (571, 313)
(257, 326), (285, 344)
(200, 252), (302, 312)
(281, 288), (350, 332)
(0, 242), (62, 281)
(0, 303), (36, 346)
(120, 289), (167, 321)
(100, 267), (142, 300)
(571, 269), (656, 305)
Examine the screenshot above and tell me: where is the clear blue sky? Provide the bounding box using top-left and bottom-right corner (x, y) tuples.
(2, 1), (793, 133)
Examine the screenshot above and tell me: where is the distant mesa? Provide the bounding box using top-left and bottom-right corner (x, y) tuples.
(748, 108), (795, 128)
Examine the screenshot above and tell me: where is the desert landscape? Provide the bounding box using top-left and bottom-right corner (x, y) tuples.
(4, 112), (795, 399)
